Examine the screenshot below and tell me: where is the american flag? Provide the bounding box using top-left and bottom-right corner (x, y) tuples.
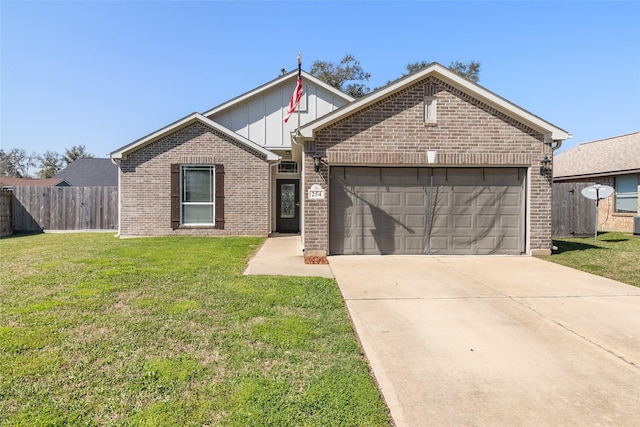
(284, 57), (303, 123)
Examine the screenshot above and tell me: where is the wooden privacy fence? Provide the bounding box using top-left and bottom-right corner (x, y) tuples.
(0, 191), (11, 237)
(552, 182), (596, 237)
(11, 186), (118, 232)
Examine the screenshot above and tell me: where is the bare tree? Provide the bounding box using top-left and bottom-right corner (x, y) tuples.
(0, 148), (38, 178)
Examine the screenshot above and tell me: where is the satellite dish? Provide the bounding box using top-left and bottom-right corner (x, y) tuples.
(580, 184), (615, 242)
(581, 184), (614, 201)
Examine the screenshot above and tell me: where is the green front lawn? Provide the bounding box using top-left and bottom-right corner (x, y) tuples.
(543, 232), (640, 287)
(0, 234), (390, 426)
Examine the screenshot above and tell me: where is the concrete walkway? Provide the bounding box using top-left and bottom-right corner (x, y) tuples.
(245, 237), (640, 426)
(243, 234), (333, 278)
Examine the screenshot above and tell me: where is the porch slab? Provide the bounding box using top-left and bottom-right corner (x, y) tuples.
(243, 234), (333, 278)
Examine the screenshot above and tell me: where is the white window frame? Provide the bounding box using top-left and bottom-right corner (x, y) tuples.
(180, 165), (215, 225)
(424, 96), (437, 124)
(278, 161), (299, 174)
(614, 174), (638, 214)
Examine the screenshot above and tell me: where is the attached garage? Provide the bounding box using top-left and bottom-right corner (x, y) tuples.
(329, 166), (526, 255)
(296, 63), (570, 258)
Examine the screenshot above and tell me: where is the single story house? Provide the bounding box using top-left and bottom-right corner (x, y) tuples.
(54, 158), (118, 186)
(110, 63), (570, 257)
(553, 132), (640, 233)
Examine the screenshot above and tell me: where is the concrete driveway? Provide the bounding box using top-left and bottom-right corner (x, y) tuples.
(329, 256), (640, 426)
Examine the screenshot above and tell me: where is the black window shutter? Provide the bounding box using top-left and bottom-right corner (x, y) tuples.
(170, 164), (180, 229)
(215, 164), (225, 229)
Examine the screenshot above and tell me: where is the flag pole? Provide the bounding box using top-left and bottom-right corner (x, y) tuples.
(296, 53), (302, 135)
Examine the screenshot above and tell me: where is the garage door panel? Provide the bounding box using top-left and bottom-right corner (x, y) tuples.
(477, 193), (497, 206)
(500, 215), (521, 229)
(453, 193), (474, 207)
(452, 236), (473, 252)
(476, 214), (496, 228)
(454, 215), (473, 229)
(429, 236), (450, 253)
(405, 214), (427, 228)
(477, 237), (498, 251)
(405, 191), (426, 206)
(381, 191), (401, 207)
(330, 167), (525, 255)
(502, 193), (521, 207)
(498, 236), (520, 251)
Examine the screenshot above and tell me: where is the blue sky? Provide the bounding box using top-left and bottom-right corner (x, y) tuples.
(1, 1), (639, 159)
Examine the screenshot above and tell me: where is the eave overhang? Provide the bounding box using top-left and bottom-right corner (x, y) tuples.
(553, 168), (640, 182)
(294, 62), (570, 144)
(110, 113), (279, 162)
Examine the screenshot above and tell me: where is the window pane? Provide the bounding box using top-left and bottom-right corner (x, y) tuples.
(616, 194), (637, 213)
(184, 168), (213, 202)
(183, 205), (213, 223)
(181, 166), (215, 224)
(615, 175), (638, 213)
(280, 183), (295, 219)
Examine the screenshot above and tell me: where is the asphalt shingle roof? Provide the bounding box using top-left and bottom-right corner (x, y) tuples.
(54, 158), (118, 186)
(553, 131), (640, 179)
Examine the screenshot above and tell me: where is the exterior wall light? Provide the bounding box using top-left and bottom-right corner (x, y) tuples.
(540, 156), (552, 176)
(312, 152), (323, 172)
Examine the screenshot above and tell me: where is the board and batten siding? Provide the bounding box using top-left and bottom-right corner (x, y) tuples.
(208, 82), (349, 148)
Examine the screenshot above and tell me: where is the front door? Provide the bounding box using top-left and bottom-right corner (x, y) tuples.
(276, 179), (300, 233)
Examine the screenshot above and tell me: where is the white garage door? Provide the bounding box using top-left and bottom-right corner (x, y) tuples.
(329, 167), (526, 255)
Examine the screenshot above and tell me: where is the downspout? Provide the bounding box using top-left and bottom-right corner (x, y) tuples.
(551, 133), (572, 153)
(110, 157), (121, 237)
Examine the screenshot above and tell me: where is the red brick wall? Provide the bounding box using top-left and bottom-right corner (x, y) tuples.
(119, 123), (270, 237)
(303, 76), (554, 255)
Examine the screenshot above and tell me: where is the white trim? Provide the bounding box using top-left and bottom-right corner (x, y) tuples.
(295, 63), (570, 142)
(180, 165), (216, 226)
(110, 113), (279, 161)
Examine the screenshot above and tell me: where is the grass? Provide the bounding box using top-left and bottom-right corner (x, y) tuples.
(0, 233), (390, 426)
(543, 232), (640, 287)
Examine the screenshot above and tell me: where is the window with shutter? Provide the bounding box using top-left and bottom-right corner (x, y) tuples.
(171, 164), (224, 229)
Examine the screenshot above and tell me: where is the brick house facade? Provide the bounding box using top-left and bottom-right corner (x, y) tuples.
(111, 63), (570, 256)
(296, 64), (569, 257)
(112, 114), (278, 237)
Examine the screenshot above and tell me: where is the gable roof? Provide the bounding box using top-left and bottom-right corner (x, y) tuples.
(110, 113), (279, 161)
(0, 177), (70, 187)
(553, 131), (640, 180)
(202, 70), (354, 117)
(294, 62), (570, 143)
(54, 158), (118, 186)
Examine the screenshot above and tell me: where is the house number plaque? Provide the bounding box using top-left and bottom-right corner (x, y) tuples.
(307, 184), (325, 200)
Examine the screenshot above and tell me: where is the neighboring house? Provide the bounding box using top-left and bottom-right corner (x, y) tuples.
(553, 132), (640, 233)
(54, 158), (118, 186)
(0, 177), (70, 190)
(111, 63), (570, 257)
